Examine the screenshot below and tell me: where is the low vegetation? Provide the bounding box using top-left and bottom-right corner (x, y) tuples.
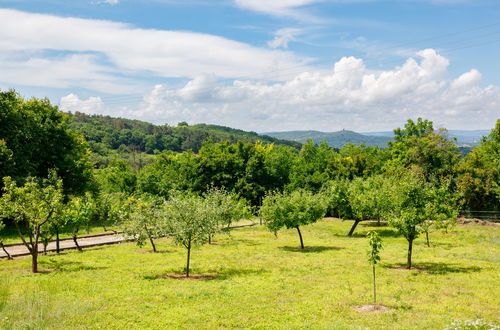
(0, 219), (498, 329)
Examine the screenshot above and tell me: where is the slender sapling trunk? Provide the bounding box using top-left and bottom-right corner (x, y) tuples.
(372, 264), (377, 304)
(186, 241), (191, 277)
(426, 231), (430, 247)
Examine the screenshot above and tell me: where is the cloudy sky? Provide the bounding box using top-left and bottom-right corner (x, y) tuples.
(0, 0), (499, 132)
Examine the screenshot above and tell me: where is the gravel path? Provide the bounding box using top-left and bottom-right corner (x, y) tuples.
(0, 233), (126, 259)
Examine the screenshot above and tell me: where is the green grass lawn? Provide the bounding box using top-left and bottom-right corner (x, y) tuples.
(0, 218), (499, 329)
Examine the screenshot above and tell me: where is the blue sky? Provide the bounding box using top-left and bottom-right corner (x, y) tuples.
(0, 0), (499, 132)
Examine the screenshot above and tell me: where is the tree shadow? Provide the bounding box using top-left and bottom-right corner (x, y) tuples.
(40, 259), (107, 273)
(385, 262), (481, 275)
(143, 268), (268, 281)
(360, 221), (388, 228)
(279, 246), (344, 253)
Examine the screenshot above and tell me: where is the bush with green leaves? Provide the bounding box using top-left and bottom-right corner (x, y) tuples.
(261, 189), (327, 249)
(0, 173), (63, 272)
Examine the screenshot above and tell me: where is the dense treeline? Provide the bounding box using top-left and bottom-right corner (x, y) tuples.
(67, 111), (302, 156)
(1, 90), (499, 273)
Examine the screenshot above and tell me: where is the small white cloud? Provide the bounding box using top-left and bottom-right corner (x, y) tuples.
(104, 0), (119, 4)
(60, 94), (104, 115)
(451, 69), (481, 89)
(267, 28), (302, 49)
(234, 0), (323, 22)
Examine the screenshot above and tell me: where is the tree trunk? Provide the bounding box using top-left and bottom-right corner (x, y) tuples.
(55, 226), (60, 254)
(31, 250), (38, 273)
(0, 242), (12, 260)
(186, 242), (191, 277)
(426, 231), (430, 248)
(296, 226), (304, 249)
(149, 237), (157, 253)
(43, 244), (47, 255)
(347, 220), (360, 236)
(208, 235), (211, 245)
(407, 238), (413, 269)
(372, 264), (377, 304)
(73, 235), (82, 251)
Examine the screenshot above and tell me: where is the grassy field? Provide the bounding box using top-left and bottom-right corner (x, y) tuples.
(0, 218), (499, 329)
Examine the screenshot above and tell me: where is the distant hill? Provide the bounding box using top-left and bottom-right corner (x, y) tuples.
(362, 129), (491, 146)
(265, 130), (392, 148)
(67, 112), (302, 154)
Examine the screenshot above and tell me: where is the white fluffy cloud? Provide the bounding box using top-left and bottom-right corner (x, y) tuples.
(61, 49), (499, 131)
(0, 9), (309, 92)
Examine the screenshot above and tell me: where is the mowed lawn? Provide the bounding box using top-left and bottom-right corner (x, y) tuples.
(0, 218), (499, 329)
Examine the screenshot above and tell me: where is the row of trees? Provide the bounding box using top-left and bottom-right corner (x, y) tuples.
(0, 173), (248, 275)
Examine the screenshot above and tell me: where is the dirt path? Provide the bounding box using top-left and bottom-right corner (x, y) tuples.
(0, 233), (126, 259)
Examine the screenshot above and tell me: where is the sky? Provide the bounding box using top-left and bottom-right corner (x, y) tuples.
(0, 0), (499, 132)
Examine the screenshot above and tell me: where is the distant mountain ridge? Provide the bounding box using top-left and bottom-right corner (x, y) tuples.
(264, 130), (392, 148)
(265, 129), (492, 149)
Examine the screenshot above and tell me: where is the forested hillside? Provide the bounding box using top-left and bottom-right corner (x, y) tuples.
(67, 112), (302, 155)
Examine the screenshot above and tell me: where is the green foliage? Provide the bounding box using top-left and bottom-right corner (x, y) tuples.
(457, 120), (500, 212)
(0, 90), (93, 195)
(123, 194), (167, 252)
(385, 118), (460, 184)
(94, 159), (137, 194)
(0, 173), (64, 272)
(67, 112), (301, 155)
(163, 191), (219, 276)
(367, 231), (382, 265)
(321, 180), (352, 218)
(261, 189), (327, 248)
(327, 143), (387, 180)
(389, 172), (458, 268)
(203, 187), (250, 229)
(62, 193), (96, 244)
(288, 140), (334, 192)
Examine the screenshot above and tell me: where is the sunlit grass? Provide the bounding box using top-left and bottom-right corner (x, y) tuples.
(0, 218), (498, 329)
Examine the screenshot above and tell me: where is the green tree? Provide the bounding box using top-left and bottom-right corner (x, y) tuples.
(457, 120), (499, 212)
(0, 90), (93, 195)
(385, 118), (460, 185)
(0, 174), (63, 272)
(123, 195), (167, 253)
(203, 187), (249, 243)
(367, 231), (383, 304)
(288, 140), (335, 192)
(62, 193), (96, 251)
(261, 189), (327, 249)
(164, 192), (217, 277)
(389, 173), (456, 269)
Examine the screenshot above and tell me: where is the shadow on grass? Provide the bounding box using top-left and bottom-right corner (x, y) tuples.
(40, 259), (107, 273)
(360, 221), (389, 228)
(338, 229), (401, 238)
(385, 262), (481, 275)
(279, 245), (344, 253)
(143, 268), (268, 281)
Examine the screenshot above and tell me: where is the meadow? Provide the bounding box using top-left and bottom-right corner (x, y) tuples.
(0, 218), (499, 329)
